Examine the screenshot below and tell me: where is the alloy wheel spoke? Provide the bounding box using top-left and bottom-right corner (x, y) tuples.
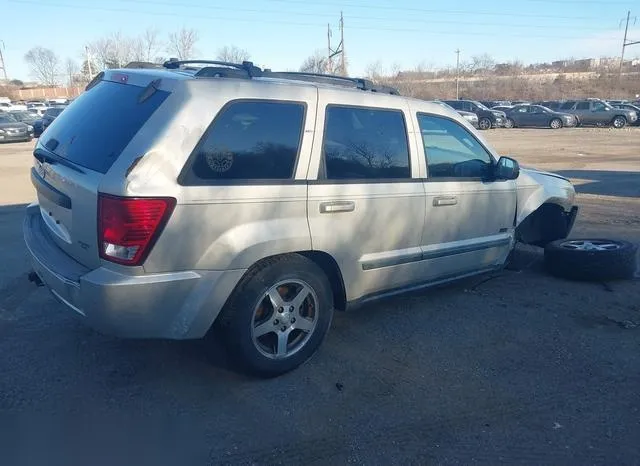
(293, 317), (314, 332)
(276, 331), (289, 357)
(254, 320), (275, 338)
(267, 288), (285, 311)
(290, 286), (311, 312)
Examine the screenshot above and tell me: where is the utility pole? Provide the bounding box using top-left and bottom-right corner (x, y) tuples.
(0, 40), (8, 81)
(85, 46), (93, 80)
(327, 13), (345, 75)
(455, 49), (460, 100)
(339, 11), (346, 76)
(619, 10), (638, 76)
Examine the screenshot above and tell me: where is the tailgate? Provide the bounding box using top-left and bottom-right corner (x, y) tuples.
(32, 77), (171, 269)
(32, 159), (103, 269)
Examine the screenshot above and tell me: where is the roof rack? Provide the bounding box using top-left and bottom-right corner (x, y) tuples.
(125, 61), (163, 69)
(161, 58), (400, 95)
(262, 71), (400, 95)
(163, 58), (262, 77)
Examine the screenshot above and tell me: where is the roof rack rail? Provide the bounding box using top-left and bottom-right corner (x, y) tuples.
(262, 71), (400, 95)
(125, 61), (163, 69)
(163, 58), (262, 77)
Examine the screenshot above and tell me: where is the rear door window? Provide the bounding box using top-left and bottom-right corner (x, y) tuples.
(322, 105), (410, 180)
(41, 80), (169, 174)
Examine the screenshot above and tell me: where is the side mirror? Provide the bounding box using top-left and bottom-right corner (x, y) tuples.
(494, 156), (520, 180)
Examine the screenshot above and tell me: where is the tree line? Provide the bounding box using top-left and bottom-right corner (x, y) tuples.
(23, 28), (252, 87)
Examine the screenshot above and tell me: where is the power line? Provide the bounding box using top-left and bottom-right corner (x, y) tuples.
(261, 0), (610, 20)
(117, 0), (616, 27)
(8, 0), (628, 40)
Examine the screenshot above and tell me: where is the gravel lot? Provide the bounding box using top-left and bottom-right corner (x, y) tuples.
(0, 129), (638, 465)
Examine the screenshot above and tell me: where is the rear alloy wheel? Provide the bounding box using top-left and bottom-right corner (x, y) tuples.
(612, 116), (627, 128)
(504, 118), (515, 129)
(549, 118), (563, 129)
(544, 239), (638, 281)
(216, 254), (334, 377)
(478, 117), (492, 130)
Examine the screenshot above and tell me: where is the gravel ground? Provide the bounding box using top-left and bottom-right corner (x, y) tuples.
(0, 129), (638, 466)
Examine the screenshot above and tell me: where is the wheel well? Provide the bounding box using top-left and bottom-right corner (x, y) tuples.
(516, 203), (570, 247)
(299, 251), (347, 311)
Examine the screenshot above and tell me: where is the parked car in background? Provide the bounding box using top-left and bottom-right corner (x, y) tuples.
(491, 105), (513, 112)
(441, 100), (506, 130)
(28, 108), (47, 117)
(480, 100), (510, 109)
(432, 100), (479, 128)
(39, 106), (66, 135)
(0, 113), (34, 142)
(503, 104), (577, 129)
(558, 99), (637, 128)
(8, 110), (39, 125)
(612, 103), (640, 126)
(535, 101), (563, 111)
(0, 101), (27, 112)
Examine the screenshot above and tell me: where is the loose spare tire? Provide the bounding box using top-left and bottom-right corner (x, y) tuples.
(544, 239), (638, 281)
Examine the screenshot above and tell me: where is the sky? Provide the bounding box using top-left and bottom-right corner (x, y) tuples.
(2, 0), (640, 82)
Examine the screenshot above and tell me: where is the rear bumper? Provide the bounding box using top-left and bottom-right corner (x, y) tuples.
(23, 204), (245, 339)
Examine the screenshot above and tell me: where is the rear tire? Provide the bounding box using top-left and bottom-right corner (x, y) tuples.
(612, 116), (627, 128)
(549, 118), (563, 129)
(215, 254), (334, 377)
(544, 239), (638, 281)
(478, 117), (492, 130)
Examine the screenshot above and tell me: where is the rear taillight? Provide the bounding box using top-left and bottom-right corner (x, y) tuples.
(98, 194), (176, 266)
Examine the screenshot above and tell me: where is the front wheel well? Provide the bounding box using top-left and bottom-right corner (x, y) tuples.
(299, 251), (347, 311)
(516, 203), (573, 247)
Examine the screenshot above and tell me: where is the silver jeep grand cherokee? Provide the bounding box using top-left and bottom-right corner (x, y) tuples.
(24, 60), (578, 376)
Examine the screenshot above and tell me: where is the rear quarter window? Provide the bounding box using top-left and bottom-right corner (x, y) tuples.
(180, 100), (306, 184)
(41, 81), (169, 174)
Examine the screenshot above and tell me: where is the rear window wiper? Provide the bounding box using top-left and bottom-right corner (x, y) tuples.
(34, 147), (85, 174)
(138, 79), (162, 103)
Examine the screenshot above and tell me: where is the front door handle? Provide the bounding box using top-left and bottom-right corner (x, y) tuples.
(319, 200), (356, 214)
(433, 196), (458, 207)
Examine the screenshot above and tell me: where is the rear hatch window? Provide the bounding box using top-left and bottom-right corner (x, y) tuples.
(41, 80), (169, 174)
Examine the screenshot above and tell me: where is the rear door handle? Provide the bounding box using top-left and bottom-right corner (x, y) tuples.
(319, 201), (356, 213)
(433, 196), (458, 207)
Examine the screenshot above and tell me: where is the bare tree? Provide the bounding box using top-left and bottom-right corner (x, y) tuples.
(167, 27), (199, 60)
(24, 47), (61, 86)
(87, 31), (138, 69)
(300, 51), (327, 74)
(139, 28), (163, 62)
(65, 58), (79, 86)
(217, 45), (251, 63)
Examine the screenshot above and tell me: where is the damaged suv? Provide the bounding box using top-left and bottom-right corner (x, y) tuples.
(24, 60), (579, 376)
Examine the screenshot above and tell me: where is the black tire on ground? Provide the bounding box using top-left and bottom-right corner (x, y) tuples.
(478, 117), (492, 130)
(544, 239), (638, 281)
(504, 118), (515, 129)
(549, 118), (563, 129)
(214, 254), (334, 377)
(612, 116), (627, 128)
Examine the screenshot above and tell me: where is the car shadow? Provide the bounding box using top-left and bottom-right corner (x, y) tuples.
(554, 170), (640, 198)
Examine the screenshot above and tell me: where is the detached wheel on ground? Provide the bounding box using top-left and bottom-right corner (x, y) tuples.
(504, 118), (515, 129)
(549, 118), (563, 129)
(544, 239), (638, 281)
(478, 117), (492, 130)
(215, 254), (334, 377)
(612, 116), (627, 128)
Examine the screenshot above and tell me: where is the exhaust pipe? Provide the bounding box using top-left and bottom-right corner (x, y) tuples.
(28, 271), (44, 287)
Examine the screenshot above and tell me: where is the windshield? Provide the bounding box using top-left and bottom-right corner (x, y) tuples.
(0, 114), (18, 123)
(45, 107), (64, 117)
(10, 111), (35, 121)
(41, 80), (169, 174)
(474, 101), (490, 111)
(535, 106), (552, 113)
